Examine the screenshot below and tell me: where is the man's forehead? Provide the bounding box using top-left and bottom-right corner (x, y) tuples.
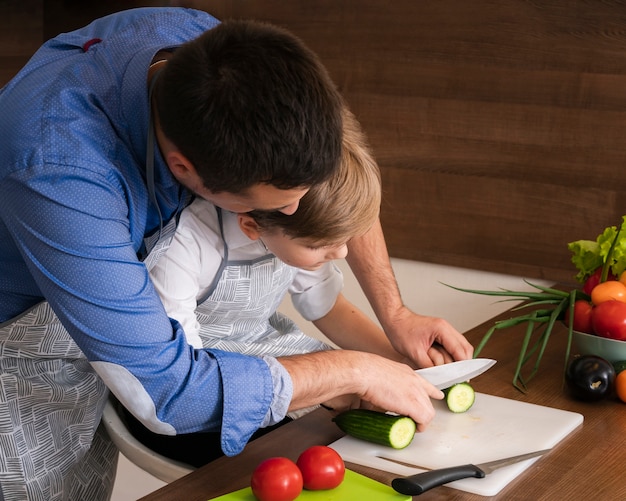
(238, 184), (310, 210)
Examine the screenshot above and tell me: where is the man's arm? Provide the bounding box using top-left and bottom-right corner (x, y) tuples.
(346, 219), (474, 367)
(279, 349), (442, 432)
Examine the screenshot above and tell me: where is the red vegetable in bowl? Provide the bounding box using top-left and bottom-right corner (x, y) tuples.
(591, 281), (626, 305)
(583, 268), (606, 295)
(591, 300), (626, 341)
(566, 300), (594, 334)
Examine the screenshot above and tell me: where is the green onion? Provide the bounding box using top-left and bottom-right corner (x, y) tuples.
(444, 281), (588, 392)
(444, 218), (625, 392)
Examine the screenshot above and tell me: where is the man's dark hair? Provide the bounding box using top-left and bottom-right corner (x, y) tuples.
(154, 19), (344, 193)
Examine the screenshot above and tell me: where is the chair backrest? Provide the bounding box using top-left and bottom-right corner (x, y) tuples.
(101, 396), (195, 484)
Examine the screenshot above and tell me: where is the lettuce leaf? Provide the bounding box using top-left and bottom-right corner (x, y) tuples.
(568, 240), (603, 282)
(568, 215), (626, 282)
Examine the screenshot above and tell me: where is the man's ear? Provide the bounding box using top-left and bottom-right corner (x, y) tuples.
(238, 214), (262, 240)
(165, 150), (197, 183)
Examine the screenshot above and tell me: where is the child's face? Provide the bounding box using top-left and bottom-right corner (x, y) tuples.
(237, 213), (348, 270)
(261, 231), (348, 271)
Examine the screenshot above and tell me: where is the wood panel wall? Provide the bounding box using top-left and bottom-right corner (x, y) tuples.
(4, 1), (626, 285)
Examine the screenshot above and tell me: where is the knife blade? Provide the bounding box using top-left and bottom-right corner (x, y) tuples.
(390, 448), (550, 495)
(414, 358), (496, 390)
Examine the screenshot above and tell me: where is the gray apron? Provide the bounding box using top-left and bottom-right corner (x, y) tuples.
(0, 213), (179, 501)
(0, 70), (185, 499)
(146, 208), (332, 423)
(184, 208), (332, 357)
(0, 303), (116, 501)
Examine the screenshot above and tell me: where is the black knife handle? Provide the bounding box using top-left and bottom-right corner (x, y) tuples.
(391, 464), (486, 495)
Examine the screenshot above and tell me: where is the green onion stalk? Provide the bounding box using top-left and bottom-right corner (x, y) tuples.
(446, 217), (624, 393)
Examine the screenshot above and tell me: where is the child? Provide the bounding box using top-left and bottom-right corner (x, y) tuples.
(127, 110), (408, 466)
(148, 109), (403, 363)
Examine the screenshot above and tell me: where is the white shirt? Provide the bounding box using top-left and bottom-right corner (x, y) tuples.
(149, 198), (343, 348)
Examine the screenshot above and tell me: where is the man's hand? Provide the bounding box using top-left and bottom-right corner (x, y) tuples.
(345, 220), (473, 368)
(385, 305), (474, 368)
(280, 350), (444, 432)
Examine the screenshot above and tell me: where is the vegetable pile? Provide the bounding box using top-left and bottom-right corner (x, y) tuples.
(447, 216), (626, 392)
(567, 229), (626, 340)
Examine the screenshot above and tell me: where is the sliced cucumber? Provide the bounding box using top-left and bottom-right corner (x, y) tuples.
(332, 409), (416, 449)
(444, 382), (475, 413)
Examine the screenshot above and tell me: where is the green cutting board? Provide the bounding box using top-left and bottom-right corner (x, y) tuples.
(210, 469), (410, 500)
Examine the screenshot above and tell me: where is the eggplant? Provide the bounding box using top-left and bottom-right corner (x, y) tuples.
(565, 355), (616, 401)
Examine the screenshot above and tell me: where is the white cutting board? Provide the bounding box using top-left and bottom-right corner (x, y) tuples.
(329, 393), (583, 496)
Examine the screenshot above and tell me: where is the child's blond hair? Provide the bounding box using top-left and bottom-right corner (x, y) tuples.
(249, 109), (381, 244)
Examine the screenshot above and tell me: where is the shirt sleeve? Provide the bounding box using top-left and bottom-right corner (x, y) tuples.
(289, 262), (344, 320)
(0, 7), (272, 457)
(259, 356), (294, 427)
(1, 164), (276, 456)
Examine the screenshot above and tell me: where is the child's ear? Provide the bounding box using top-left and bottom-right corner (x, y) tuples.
(238, 214), (262, 240)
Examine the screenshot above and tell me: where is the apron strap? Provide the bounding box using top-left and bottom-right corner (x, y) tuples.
(146, 68), (164, 242)
(197, 207), (230, 304)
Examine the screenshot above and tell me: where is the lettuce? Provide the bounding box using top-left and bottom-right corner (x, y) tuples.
(567, 240), (603, 282)
(568, 215), (626, 283)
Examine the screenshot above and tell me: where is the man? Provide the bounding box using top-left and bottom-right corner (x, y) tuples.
(0, 7), (471, 500)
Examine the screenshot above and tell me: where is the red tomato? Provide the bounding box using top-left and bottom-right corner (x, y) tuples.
(583, 267), (616, 295)
(591, 300), (626, 341)
(251, 457), (303, 501)
(296, 445), (345, 490)
(591, 281), (626, 305)
(620, 271), (626, 287)
(583, 268), (604, 295)
(566, 300), (594, 334)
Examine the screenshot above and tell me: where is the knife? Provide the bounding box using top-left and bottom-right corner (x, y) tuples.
(414, 358), (496, 390)
(390, 448), (550, 495)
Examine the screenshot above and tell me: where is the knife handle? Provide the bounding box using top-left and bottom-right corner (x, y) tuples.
(391, 465), (486, 495)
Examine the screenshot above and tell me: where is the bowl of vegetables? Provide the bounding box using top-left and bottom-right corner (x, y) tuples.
(568, 236), (626, 363)
(447, 215), (626, 391)
(571, 330), (626, 363)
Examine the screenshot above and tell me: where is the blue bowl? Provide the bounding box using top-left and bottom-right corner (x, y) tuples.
(572, 329), (626, 363)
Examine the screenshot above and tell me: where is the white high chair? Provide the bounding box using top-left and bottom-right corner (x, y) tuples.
(101, 396), (195, 484)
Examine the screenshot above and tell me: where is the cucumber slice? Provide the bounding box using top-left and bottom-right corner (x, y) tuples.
(444, 382), (475, 413)
(332, 409), (416, 449)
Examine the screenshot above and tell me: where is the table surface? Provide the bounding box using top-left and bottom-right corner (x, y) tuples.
(139, 310), (626, 501)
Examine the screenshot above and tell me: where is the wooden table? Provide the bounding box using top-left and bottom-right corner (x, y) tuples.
(139, 311), (626, 500)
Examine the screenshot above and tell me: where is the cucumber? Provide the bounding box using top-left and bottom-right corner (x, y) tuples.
(332, 409), (416, 449)
(444, 382), (475, 413)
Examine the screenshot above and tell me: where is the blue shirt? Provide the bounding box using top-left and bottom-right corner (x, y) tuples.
(0, 7), (288, 456)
